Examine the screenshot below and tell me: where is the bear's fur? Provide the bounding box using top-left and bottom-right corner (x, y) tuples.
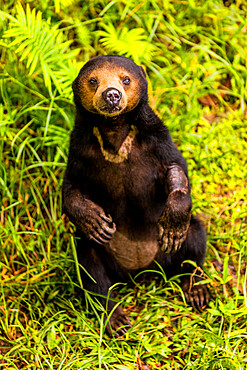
(62, 55), (210, 336)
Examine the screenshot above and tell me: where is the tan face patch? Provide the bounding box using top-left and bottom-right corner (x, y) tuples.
(76, 63), (142, 117)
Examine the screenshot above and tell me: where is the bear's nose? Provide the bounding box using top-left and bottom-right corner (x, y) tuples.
(102, 88), (122, 107)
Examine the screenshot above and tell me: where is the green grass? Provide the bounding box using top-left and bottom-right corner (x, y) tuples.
(0, 0), (247, 369)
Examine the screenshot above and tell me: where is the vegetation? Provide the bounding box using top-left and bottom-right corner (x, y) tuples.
(0, 0), (247, 368)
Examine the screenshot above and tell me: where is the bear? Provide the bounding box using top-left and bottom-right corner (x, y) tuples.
(62, 55), (210, 336)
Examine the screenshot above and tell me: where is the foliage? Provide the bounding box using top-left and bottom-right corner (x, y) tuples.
(0, 0), (247, 369)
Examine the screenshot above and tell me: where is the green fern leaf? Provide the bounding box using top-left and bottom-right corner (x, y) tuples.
(98, 25), (157, 63)
(2, 1), (76, 95)
(77, 24), (91, 47)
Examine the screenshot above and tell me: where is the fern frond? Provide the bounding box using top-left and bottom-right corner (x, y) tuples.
(2, 2), (77, 95)
(55, 59), (83, 100)
(77, 24), (91, 47)
(98, 25), (157, 63)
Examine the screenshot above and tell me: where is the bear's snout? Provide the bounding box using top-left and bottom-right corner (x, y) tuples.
(102, 88), (122, 107)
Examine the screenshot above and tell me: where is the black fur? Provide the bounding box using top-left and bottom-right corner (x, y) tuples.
(62, 55), (210, 336)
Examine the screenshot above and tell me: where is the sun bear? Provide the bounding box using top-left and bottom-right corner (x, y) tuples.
(62, 55), (210, 336)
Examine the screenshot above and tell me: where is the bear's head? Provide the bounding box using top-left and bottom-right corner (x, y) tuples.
(73, 55), (147, 117)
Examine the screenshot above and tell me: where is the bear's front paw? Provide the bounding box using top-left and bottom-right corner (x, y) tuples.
(158, 195), (191, 253)
(158, 221), (189, 253)
(79, 205), (116, 245)
(157, 207), (191, 253)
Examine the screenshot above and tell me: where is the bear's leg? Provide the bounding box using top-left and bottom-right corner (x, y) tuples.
(76, 238), (131, 336)
(176, 215), (210, 308)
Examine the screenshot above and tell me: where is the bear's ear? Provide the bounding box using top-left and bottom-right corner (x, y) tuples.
(139, 65), (147, 79)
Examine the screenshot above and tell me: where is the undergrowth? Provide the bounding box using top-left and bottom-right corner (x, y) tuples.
(0, 1), (247, 369)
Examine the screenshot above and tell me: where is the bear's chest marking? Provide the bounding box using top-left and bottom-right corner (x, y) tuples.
(107, 231), (159, 270)
(93, 125), (138, 163)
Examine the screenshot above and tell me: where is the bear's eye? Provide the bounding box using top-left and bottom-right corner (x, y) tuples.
(122, 77), (130, 85)
(89, 77), (98, 86)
